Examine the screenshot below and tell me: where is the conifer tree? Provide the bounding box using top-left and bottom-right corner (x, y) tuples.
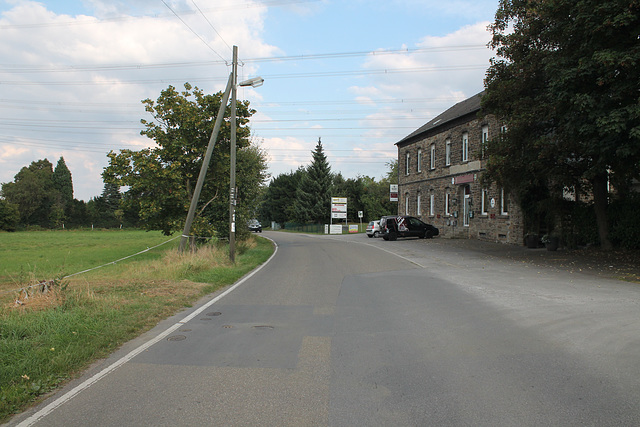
(293, 138), (332, 224)
(52, 157), (73, 205)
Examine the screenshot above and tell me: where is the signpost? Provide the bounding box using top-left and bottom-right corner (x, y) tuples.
(330, 197), (347, 234)
(390, 184), (398, 202)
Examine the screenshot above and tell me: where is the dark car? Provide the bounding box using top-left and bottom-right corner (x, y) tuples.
(380, 215), (439, 241)
(248, 219), (262, 233)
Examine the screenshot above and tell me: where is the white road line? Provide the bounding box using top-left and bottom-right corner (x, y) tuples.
(16, 238), (278, 427)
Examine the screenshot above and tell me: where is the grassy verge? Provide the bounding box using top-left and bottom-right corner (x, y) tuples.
(0, 231), (274, 422)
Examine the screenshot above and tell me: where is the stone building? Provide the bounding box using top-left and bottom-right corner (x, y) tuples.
(395, 91), (524, 245)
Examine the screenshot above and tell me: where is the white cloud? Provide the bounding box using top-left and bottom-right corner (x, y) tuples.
(0, 0), (497, 200)
(0, 0), (277, 200)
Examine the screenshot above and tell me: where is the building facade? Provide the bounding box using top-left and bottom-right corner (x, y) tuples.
(395, 92), (524, 245)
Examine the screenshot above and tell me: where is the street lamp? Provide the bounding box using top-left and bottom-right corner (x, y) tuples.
(239, 76), (264, 88)
(229, 46), (264, 263)
(179, 45), (262, 258)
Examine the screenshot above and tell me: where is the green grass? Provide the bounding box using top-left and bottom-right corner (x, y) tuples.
(0, 229), (178, 287)
(0, 231), (274, 422)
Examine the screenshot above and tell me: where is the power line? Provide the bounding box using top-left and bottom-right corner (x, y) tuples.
(191, 0), (233, 54)
(0, 45), (487, 73)
(0, 64), (486, 86)
(160, 0), (228, 63)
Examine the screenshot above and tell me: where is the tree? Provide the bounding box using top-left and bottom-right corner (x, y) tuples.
(1, 159), (57, 227)
(332, 173), (367, 222)
(0, 199), (19, 231)
(52, 157), (73, 206)
(51, 157), (74, 227)
(482, 0), (640, 249)
(86, 183), (123, 228)
(360, 164), (398, 222)
(292, 138), (333, 224)
(260, 168), (305, 228)
(103, 83), (267, 237)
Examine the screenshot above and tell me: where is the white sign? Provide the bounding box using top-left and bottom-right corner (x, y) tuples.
(358, 211), (363, 218)
(331, 203), (347, 212)
(332, 212), (347, 219)
(330, 224), (342, 234)
(390, 184), (398, 202)
(331, 197), (347, 204)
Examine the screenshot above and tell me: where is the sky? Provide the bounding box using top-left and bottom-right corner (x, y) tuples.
(0, 0), (500, 201)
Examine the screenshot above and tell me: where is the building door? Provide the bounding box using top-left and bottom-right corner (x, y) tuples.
(463, 185), (471, 227)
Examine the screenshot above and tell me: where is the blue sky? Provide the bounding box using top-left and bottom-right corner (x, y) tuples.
(0, 0), (499, 201)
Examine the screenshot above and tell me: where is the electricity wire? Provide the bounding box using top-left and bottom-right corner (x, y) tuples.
(160, 0), (228, 63)
(191, 0), (233, 53)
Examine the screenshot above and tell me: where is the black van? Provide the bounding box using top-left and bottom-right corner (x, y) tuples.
(380, 215), (439, 241)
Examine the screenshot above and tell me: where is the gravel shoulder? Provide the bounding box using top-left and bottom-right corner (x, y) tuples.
(424, 237), (640, 284)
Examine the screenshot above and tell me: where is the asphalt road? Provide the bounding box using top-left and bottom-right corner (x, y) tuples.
(9, 231), (640, 426)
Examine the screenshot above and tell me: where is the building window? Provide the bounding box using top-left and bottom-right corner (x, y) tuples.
(430, 144), (436, 170)
(445, 138), (451, 166)
(445, 192), (451, 216)
(500, 188), (509, 215)
(405, 152), (410, 175)
(405, 192), (410, 214)
(462, 132), (469, 162)
(481, 125), (489, 159)
(417, 149), (422, 173)
(417, 192), (421, 216)
(430, 193), (435, 216)
(481, 189), (489, 215)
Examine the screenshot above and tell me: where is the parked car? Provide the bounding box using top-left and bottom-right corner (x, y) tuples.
(248, 219), (262, 233)
(380, 215), (439, 241)
(366, 220), (381, 238)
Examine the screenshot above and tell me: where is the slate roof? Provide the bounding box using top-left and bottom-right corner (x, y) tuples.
(395, 91), (484, 146)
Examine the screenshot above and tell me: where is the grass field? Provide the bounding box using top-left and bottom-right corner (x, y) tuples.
(0, 229), (274, 422)
(0, 229), (178, 289)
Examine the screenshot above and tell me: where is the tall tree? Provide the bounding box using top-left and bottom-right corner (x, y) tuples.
(103, 83), (267, 237)
(293, 138), (332, 224)
(52, 157), (73, 206)
(482, 0), (640, 249)
(1, 159), (57, 227)
(260, 168), (305, 228)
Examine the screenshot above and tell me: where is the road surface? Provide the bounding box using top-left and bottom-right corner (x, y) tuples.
(9, 231), (640, 426)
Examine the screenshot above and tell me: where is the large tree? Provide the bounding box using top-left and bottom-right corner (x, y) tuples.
(52, 157), (73, 206)
(292, 138), (333, 224)
(1, 159), (57, 227)
(482, 0), (640, 249)
(52, 157), (74, 226)
(260, 167), (305, 228)
(103, 83), (267, 237)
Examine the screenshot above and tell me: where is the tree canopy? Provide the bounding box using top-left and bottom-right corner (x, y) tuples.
(259, 153), (397, 227)
(2, 159), (57, 228)
(52, 157), (73, 206)
(260, 167), (305, 228)
(482, 0), (640, 249)
(103, 83), (268, 237)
